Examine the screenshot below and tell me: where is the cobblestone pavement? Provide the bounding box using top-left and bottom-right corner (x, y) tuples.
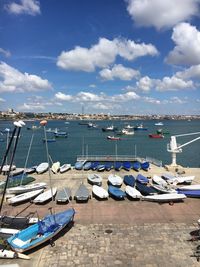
(1, 222), (200, 267)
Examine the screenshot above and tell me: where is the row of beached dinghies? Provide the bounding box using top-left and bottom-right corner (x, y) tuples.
(3, 171), (199, 207)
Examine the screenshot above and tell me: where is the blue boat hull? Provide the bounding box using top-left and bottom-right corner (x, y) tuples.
(177, 189), (200, 198)
(108, 185), (126, 199)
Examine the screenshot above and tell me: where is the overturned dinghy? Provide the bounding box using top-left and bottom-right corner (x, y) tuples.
(125, 185), (142, 199)
(142, 193), (186, 203)
(8, 189), (44, 205)
(56, 187), (72, 203)
(88, 173), (102, 186)
(74, 183), (90, 202)
(33, 188), (57, 204)
(60, 164), (71, 173)
(36, 162), (49, 174)
(7, 208), (75, 253)
(92, 185), (109, 199)
(108, 174), (123, 186)
(108, 185), (126, 200)
(51, 161), (60, 174)
(7, 182), (47, 194)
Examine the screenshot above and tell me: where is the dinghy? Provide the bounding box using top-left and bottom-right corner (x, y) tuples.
(6, 182), (47, 194)
(136, 182), (158, 196)
(0, 176), (35, 189)
(108, 174), (123, 186)
(114, 162), (122, 171)
(123, 175), (136, 187)
(177, 184), (200, 191)
(74, 183), (90, 202)
(0, 247), (30, 259)
(125, 185), (142, 199)
(7, 208), (75, 253)
(136, 174), (149, 184)
(96, 164), (105, 172)
(108, 185), (126, 199)
(10, 168), (24, 176)
(92, 185), (109, 199)
(88, 173), (102, 186)
(36, 162), (49, 174)
(51, 161), (60, 174)
(152, 175), (168, 187)
(142, 193), (186, 203)
(60, 164), (71, 173)
(151, 184), (176, 194)
(132, 161), (141, 171)
(24, 166), (37, 174)
(91, 161), (99, 170)
(8, 189), (44, 205)
(105, 162), (113, 171)
(33, 187), (57, 203)
(140, 161), (150, 171)
(56, 187), (72, 203)
(74, 161), (85, 170)
(176, 189), (200, 198)
(123, 161), (131, 171)
(0, 215), (38, 230)
(83, 162), (92, 170)
(162, 173), (195, 184)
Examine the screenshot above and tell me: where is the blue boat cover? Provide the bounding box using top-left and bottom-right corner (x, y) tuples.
(124, 175), (135, 187)
(136, 174), (149, 184)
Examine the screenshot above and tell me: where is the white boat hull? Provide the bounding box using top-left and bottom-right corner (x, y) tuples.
(92, 185), (108, 199)
(8, 189), (44, 204)
(7, 182), (47, 194)
(125, 186), (142, 199)
(33, 187), (57, 203)
(0, 249), (30, 259)
(142, 193), (186, 203)
(108, 174), (123, 186)
(36, 162), (49, 174)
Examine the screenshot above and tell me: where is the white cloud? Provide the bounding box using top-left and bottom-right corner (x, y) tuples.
(136, 76), (154, 92)
(0, 97), (5, 102)
(143, 97), (161, 104)
(166, 23), (200, 65)
(156, 76), (194, 91)
(55, 92), (72, 101)
(126, 0), (199, 30)
(6, 0), (41, 16)
(0, 62), (52, 93)
(99, 64), (140, 81)
(92, 102), (120, 110)
(76, 92), (104, 102)
(169, 96), (187, 104)
(110, 91), (140, 102)
(19, 103), (45, 111)
(176, 64), (200, 79)
(57, 37), (158, 72)
(89, 84), (96, 88)
(0, 48), (11, 58)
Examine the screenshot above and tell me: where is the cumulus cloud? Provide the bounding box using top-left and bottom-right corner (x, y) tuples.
(19, 103), (45, 111)
(0, 97), (5, 102)
(57, 37), (158, 72)
(136, 76), (154, 92)
(176, 64), (200, 79)
(166, 23), (200, 65)
(55, 92), (72, 101)
(6, 0), (41, 16)
(99, 64), (140, 81)
(0, 48), (11, 58)
(143, 97), (161, 104)
(156, 76), (194, 91)
(0, 61), (52, 93)
(126, 0), (200, 30)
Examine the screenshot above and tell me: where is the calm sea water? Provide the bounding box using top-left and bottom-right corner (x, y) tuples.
(0, 120), (199, 168)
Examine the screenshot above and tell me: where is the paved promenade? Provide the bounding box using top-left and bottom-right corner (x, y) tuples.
(0, 166), (200, 266)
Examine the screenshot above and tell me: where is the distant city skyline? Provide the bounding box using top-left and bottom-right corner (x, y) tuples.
(0, 0), (200, 115)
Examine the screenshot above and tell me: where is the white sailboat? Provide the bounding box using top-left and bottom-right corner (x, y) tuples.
(6, 182), (47, 194)
(8, 189), (44, 205)
(33, 187), (57, 203)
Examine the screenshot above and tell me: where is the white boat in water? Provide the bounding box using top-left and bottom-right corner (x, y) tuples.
(125, 185), (142, 199)
(36, 162), (49, 174)
(33, 187), (57, 203)
(142, 193), (186, 203)
(108, 174), (123, 186)
(6, 182), (47, 194)
(60, 163), (71, 173)
(8, 189), (44, 205)
(92, 185), (109, 199)
(51, 161), (60, 174)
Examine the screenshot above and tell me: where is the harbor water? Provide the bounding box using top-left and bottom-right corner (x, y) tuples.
(0, 119), (199, 168)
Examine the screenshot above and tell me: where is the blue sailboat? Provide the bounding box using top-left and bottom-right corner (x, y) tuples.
(114, 162), (122, 171)
(7, 208), (75, 253)
(136, 182), (157, 196)
(105, 162), (113, 171)
(74, 161), (85, 170)
(108, 185), (126, 200)
(123, 175), (136, 187)
(83, 162), (92, 170)
(91, 161), (99, 170)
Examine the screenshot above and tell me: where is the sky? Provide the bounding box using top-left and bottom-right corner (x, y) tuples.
(0, 0), (200, 115)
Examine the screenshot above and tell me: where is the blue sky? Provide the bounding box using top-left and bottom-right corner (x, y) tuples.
(0, 0), (200, 115)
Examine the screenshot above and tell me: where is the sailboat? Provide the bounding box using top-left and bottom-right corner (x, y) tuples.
(7, 120), (76, 254)
(7, 208), (75, 253)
